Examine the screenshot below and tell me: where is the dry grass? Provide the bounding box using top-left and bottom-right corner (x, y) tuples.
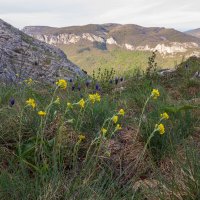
(108, 126), (153, 184)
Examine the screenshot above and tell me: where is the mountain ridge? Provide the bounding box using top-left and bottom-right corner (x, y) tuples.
(23, 23), (200, 55)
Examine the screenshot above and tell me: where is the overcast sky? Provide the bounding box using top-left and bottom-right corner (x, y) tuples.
(0, 0), (199, 31)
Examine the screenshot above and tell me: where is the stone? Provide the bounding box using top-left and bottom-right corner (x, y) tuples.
(157, 68), (177, 76)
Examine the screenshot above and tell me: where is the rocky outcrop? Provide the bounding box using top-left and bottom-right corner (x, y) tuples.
(0, 19), (85, 83)
(157, 68), (177, 76)
(125, 42), (199, 55)
(106, 37), (117, 45)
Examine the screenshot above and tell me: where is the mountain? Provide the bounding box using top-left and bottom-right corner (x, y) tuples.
(0, 19), (85, 83)
(185, 28), (200, 39)
(23, 24), (200, 55)
(23, 24), (200, 74)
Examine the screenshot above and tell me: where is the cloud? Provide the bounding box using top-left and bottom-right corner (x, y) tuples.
(0, 0), (200, 30)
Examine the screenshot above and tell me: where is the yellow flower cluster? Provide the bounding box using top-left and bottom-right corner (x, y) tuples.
(77, 93), (101, 109)
(89, 93), (101, 104)
(118, 109), (125, 116)
(56, 79), (67, 89)
(151, 89), (160, 100)
(38, 111), (46, 117)
(26, 98), (36, 109)
(89, 95), (95, 104)
(155, 123), (165, 135)
(160, 112), (169, 120)
(78, 99), (85, 109)
(108, 109), (125, 132)
(112, 115), (118, 124)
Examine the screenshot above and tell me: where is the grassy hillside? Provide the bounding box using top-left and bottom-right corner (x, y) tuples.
(0, 57), (199, 199)
(59, 45), (186, 74)
(59, 45), (188, 74)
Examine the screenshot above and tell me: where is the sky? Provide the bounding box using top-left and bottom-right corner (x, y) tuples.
(0, 0), (200, 31)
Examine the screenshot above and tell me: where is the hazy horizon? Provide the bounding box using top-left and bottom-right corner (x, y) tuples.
(0, 0), (200, 31)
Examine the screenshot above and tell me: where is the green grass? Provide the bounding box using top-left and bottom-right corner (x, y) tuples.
(0, 58), (199, 199)
(59, 44), (187, 75)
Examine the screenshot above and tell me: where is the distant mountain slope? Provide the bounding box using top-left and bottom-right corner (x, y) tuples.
(23, 23), (200, 55)
(185, 28), (200, 39)
(0, 19), (84, 83)
(22, 23), (200, 74)
(107, 24), (200, 46)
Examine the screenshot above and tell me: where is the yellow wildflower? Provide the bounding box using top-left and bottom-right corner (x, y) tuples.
(116, 124), (122, 131)
(151, 89), (160, 100)
(112, 115), (118, 124)
(155, 123), (165, 135)
(78, 134), (86, 142)
(160, 112), (169, 120)
(101, 128), (107, 136)
(78, 99), (85, 109)
(56, 79), (67, 89)
(118, 109), (125, 116)
(26, 98), (36, 109)
(38, 111), (46, 117)
(67, 102), (73, 109)
(89, 93), (101, 104)
(89, 94), (96, 104)
(94, 93), (101, 102)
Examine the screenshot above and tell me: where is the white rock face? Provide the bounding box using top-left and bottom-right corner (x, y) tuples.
(155, 43), (187, 54)
(68, 34), (81, 44)
(33, 33), (106, 45)
(155, 42), (199, 54)
(26, 31), (200, 55)
(124, 42), (199, 55)
(106, 37), (117, 45)
(125, 43), (135, 50)
(82, 33), (105, 43)
(34, 34), (81, 45)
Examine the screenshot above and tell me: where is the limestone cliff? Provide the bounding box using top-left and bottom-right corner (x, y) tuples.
(23, 24), (200, 55)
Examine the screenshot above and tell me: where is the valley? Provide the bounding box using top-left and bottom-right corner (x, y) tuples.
(23, 23), (200, 74)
